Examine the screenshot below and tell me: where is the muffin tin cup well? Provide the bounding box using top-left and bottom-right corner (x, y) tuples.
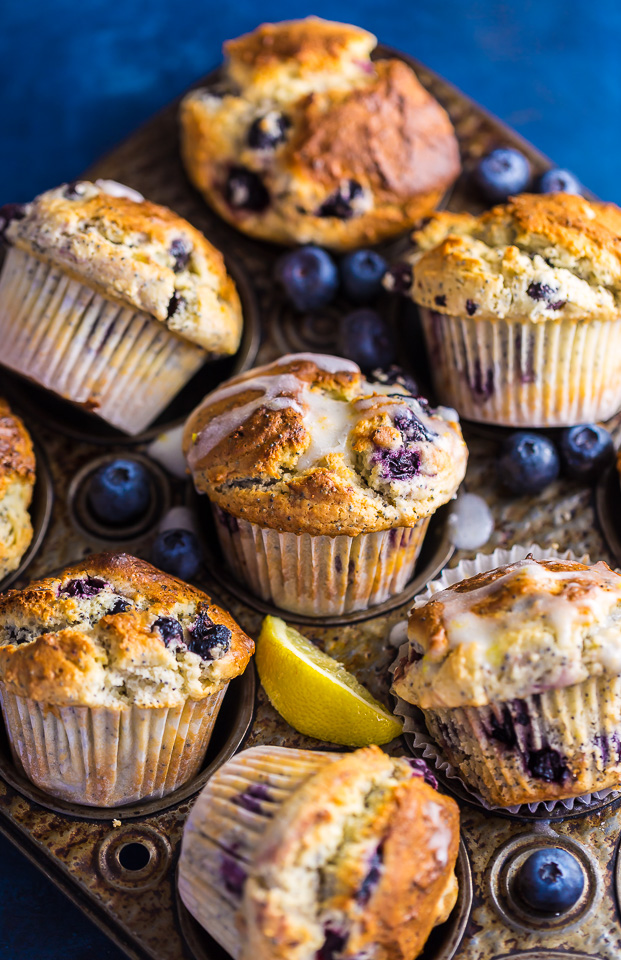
(0, 254), (261, 446)
(0, 668), (255, 821)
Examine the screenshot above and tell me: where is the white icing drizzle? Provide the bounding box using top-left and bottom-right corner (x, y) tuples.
(94, 179), (145, 203)
(296, 391), (357, 471)
(273, 352), (360, 374)
(424, 801), (451, 867)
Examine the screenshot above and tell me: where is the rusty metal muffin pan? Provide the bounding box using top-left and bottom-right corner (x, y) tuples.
(2, 42), (621, 960)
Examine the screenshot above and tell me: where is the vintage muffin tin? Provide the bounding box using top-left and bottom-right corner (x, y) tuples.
(2, 44), (621, 960)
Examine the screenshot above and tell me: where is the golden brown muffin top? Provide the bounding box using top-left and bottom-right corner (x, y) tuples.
(393, 557), (621, 709)
(4, 181), (243, 354)
(183, 353), (468, 536)
(241, 746), (459, 960)
(0, 552), (254, 706)
(396, 193), (621, 322)
(0, 398), (35, 500)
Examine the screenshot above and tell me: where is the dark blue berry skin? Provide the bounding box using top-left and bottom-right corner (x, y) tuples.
(151, 529), (202, 581)
(152, 616), (185, 646)
(337, 309), (395, 372)
(87, 460), (151, 525)
(474, 147), (531, 202)
(515, 848), (584, 914)
(559, 424), (614, 482)
(498, 432), (560, 495)
(225, 166), (270, 212)
(276, 246), (338, 311)
(340, 249), (387, 303)
(59, 576), (108, 598)
(247, 113), (290, 150)
(538, 169), (582, 195)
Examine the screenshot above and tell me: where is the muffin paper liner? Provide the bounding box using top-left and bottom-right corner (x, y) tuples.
(178, 745), (338, 957)
(0, 683), (227, 806)
(212, 507), (430, 617)
(390, 544), (620, 813)
(0, 247), (206, 435)
(419, 307), (621, 426)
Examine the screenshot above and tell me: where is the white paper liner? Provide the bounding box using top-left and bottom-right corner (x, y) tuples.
(419, 307), (621, 426)
(212, 506), (429, 616)
(390, 543), (620, 813)
(0, 246), (206, 435)
(0, 684), (227, 806)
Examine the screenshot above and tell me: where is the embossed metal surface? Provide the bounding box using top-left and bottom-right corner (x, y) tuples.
(1, 45), (621, 960)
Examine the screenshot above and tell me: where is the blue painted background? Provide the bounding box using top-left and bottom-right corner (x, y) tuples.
(0, 0), (619, 956)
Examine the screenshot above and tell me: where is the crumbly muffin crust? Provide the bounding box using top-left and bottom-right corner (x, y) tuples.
(395, 193), (621, 322)
(0, 399), (35, 579)
(241, 746), (460, 960)
(0, 553), (254, 707)
(4, 181), (243, 354)
(183, 353), (467, 536)
(180, 17), (460, 250)
(393, 557), (621, 709)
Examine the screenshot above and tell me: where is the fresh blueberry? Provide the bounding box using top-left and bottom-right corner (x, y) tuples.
(188, 611), (232, 660)
(474, 147), (531, 202)
(151, 529), (202, 581)
(224, 166), (269, 212)
(538, 169), (582, 195)
(515, 847), (585, 914)
(87, 459), (151, 525)
(317, 180), (364, 219)
(276, 246), (339, 312)
(340, 249), (387, 302)
(497, 432), (560, 495)
(559, 424), (614, 481)
(247, 112), (291, 150)
(337, 309), (395, 371)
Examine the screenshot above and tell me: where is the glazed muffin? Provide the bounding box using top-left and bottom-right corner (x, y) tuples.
(386, 193), (621, 426)
(0, 180), (243, 434)
(183, 353), (467, 616)
(392, 555), (621, 807)
(0, 399), (35, 579)
(180, 17), (460, 250)
(178, 745), (460, 960)
(0, 552), (254, 805)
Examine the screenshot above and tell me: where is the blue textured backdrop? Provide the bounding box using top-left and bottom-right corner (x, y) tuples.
(0, 0), (619, 957)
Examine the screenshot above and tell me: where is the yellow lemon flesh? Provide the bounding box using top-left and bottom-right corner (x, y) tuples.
(256, 615), (404, 747)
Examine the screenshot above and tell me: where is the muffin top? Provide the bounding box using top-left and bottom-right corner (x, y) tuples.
(2, 180), (243, 354)
(241, 746), (459, 960)
(180, 17), (460, 250)
(0, 398), (35, 502)
(0, 553), (254, 707)
(392, 193), (621, 322)
(392, 557), (621, 709)
(183, 353), (468, 536)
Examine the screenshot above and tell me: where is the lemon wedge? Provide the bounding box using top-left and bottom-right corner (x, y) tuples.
(256, 615), (404, 747)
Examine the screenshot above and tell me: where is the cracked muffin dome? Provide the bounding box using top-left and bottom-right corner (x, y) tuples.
(3, 180), (243, 354)
(0, 552), (255, 707)
(183, 353), (468, 537)
(180, 17), (460, 250)
(0, 399), (35, 580)
(393, 193), (621, 322)
(178, 745), (460, 960)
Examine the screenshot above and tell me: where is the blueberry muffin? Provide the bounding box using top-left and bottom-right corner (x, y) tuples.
(386, 193), (621, 425)
(178, 745), (460, 960)
(392, 555), (621, 806)
(180, 17), (460, 250)
(0, 552), (254, 805)
(0, 399), (35, 580)
(0, 180), (243, 434)
(183, 353), (467, 615)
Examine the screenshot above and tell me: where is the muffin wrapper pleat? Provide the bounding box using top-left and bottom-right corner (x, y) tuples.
(212, 508), (429, 616)
(419, 307), (621, 426)
(390, 543), (620, 812)
(0, 683), (227, 806)
(0, 247), (206, 435)
(178, 745), (339, 958)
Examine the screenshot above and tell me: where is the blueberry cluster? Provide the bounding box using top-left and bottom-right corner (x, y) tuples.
(474, 146), (581, 203)
(497, 424), (614, 495)
(151, 610), (232, 661)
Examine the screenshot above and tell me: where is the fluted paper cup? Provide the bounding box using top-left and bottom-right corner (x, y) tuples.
(0, 247), (206, 435)
(178, 745), (338, 957)
(0, 682), (227, 806)
(212, 507), (430, 616)
(419, 307), (621, 426)
(391, 544), (621, 811)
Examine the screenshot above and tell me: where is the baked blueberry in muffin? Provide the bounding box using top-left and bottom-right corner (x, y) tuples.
(180, 17), (460, 250)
